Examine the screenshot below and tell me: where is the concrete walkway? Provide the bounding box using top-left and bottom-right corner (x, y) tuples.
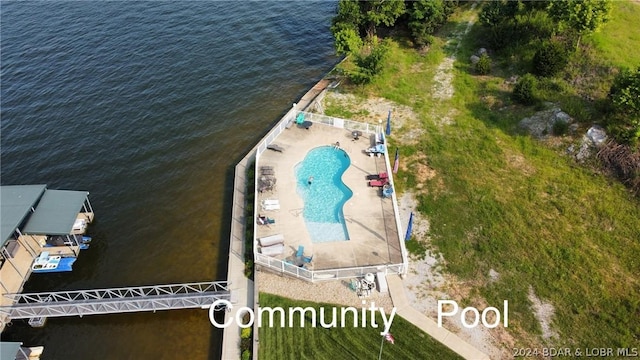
(386, 275), (491, 360)
(220, 80), (330, 359)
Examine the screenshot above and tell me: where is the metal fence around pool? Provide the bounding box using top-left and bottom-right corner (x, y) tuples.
(252, 106), (409, 282)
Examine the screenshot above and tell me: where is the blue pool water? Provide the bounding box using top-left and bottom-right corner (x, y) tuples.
(295, 146), (352, 242)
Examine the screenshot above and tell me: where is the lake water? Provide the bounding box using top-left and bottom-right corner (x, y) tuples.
(0, 1), (338, 358)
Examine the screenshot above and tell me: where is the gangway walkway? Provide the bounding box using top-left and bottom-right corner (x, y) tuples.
(0, 281), (230, 322)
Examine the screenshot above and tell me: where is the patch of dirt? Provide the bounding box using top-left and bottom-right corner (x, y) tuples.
(432, 57), (456, 100)
(528, 286), (558, 341)
(399, 152), (437, 191)
(323, 92), (422, 144)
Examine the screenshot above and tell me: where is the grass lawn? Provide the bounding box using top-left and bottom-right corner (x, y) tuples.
(588, 1), (640, 69)
(257, 293), (463, 360)
(324, 2), (640, 350)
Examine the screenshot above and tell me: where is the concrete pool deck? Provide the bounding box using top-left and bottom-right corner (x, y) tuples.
(256, 121), (403, 270)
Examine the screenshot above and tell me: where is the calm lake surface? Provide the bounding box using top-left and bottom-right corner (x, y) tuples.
(0, 1), (337, 358)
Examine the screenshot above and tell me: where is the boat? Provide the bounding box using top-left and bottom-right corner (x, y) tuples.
(31, 252), (76, 273)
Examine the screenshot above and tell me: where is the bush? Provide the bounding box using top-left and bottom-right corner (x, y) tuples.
(552, 120), (569, 135)
(241, 327), (252, 339)
(242, 350), (251, 360)
(607, 67), (640, 145)
(512, 73), (538, 105)
(533, 41), (568, 77)
(475, 54), (491, 75)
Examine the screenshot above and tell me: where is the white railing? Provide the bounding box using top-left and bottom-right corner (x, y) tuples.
(380, 133), (410, 275)
(251, 108), (409, 278)
(297, 111), (379, 135)
(255, 254), (405, 282)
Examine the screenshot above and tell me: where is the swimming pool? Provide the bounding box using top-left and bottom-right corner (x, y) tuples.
(295, 146), (352, 242)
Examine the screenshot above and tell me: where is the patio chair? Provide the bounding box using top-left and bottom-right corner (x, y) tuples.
(296, 245), (304, 258)
(368, 178), (388, 187)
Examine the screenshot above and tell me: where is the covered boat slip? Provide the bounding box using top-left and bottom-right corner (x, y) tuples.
(22, 189), (94, 236)
(0, 185), (94, 331)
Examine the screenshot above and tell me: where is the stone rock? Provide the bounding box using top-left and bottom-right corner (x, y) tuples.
(518, 107), (574, 138)
(576, 138), (592, 162)
(489, 269), (500, 283)
(586, 125), (607, 147)
(470, 55), (480, 64)
(569, 123), (579, 135)
(477, 48), (487, 56)
(505, 75), (518, 85)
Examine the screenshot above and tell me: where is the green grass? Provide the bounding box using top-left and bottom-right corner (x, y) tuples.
(257, 293), (463, 360)
(327, 3), (640, 351)
(588, 1), (640, 69)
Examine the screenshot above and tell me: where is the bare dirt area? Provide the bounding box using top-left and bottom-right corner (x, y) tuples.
(323, 92), (423, 144)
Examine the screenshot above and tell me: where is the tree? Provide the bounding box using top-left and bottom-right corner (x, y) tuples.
(331, 0), (364, 35)
(408, 0), (449, 47)
(349, 41), (390, 85)
(547, 0), (612, 49)
(607, 67), (640, 145)
(361, 0), (405, 38)
(333, 26), (363, 55)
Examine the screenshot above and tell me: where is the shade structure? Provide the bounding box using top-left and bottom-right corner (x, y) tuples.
(23, 190), (89, 235)
(0, 185), (47, 245)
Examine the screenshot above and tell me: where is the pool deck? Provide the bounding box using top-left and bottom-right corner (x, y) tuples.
(256, 123), (402, 270)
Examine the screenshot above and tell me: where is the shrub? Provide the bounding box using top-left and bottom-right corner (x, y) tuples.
(242, 350), (251, 360)
(607, 67), (640, 145)
(475, 54), (491, 75)
(552, 120), (569, 136)
(512, 73), (538, 105)
(241, 327), (252, 339)
(533, 41), (568, 77)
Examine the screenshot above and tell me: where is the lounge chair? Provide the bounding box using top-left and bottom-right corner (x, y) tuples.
(369, 178), (389, 187)
(267, 144), (284, 152)
(262, 203), (280, 211)
(257, 216), (275, 225)
(296, 245), (304, 258)
(365, 144), (385, 157)
(261, 168), (275, 176)
(260, 244), (285, 256)
(261, 199), (279, 206)
(303, 255), (313, 263)
(366, 172), (389, 181)
(259, 234), (284, 247)
(260, 166), (274, 171)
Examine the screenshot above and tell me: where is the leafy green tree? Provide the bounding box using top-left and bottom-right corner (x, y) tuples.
(331, 0), (363, 34)
(333, 26), (363, 55)
(547, 0), (612, 49)
(408, 0), (450, 47)
(349, 41), (390, 85)
(331, 0), (365, 55)
(607, 67), (640, 145)
(360, 0), (405, 38)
